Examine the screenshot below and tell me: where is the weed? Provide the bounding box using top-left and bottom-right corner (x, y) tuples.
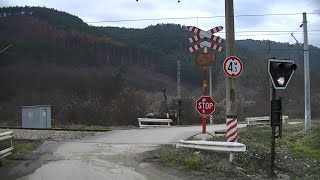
(183, 155), (203, 170)
(10, 140), (39, 159)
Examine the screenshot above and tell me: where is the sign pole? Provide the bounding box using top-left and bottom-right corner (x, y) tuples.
(202, 47), (208, 134)
(209, 66), (213, 125)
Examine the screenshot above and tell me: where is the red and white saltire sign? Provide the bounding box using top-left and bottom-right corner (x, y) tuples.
(187, 26), (224, 52)
(188, 26), (224, 43)
(226, 117), (238, 142)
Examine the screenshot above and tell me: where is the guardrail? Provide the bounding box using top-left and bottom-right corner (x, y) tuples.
(0, 131), (14, 159)
(176, 140), (246, 153)
(138, 118), (172, 128)
(246, 115), (288, 125)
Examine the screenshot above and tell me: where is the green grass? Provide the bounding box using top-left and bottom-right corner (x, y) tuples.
(0, 139), (40, 166)
(289, 123), (320, 160)
(156, 146), (204, 171)
(10, 140), (39, 159)
(153, 121), (320, 179)
(183, 155), (203, 170)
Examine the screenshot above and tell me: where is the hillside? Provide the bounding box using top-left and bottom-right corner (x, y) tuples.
(0, 6), (319, 127)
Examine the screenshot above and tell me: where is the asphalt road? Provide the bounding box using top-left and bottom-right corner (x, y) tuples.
(9, 124), (246, 180)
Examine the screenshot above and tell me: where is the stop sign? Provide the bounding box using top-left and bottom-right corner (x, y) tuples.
(195, 96), (215, 115)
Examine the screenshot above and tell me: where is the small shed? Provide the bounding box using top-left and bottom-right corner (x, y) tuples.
(21, 105), (51, 128)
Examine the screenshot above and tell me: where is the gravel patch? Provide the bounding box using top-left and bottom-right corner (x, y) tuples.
(0, 129), (99, 141)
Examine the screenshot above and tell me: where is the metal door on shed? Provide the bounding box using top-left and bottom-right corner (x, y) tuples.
(41, 108), (48, 128)
(22, 107), (35, 128)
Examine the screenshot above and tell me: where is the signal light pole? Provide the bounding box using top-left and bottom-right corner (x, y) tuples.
(268, 58), (297, 178)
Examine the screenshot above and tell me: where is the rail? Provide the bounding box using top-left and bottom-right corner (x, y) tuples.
(176, 140), (246, 153)
(0, 126), (110, 132)
(0, 131), (13, 159)
(246, 115), (288, 125)
(138, 118), (172, 128)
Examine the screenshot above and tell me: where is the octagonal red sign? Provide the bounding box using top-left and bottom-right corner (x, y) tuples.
(195, 96), (215, 116)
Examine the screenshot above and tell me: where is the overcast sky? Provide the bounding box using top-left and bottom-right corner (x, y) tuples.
(2, 0), (320, 47)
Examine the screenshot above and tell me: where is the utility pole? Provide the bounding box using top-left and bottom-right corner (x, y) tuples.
(269, 41), (273, 102)
(225, 0), (237, 162)
(303, 12), (311, 132)
(177, 56), (181, 125)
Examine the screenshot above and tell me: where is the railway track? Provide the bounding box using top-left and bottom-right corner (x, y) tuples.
(0, 126), (111, 132)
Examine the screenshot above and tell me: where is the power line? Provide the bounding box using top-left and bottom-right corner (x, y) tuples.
(87, 12), (320, 24)
(102, 32), (319, 41)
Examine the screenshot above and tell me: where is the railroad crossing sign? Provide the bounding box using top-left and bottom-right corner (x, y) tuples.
(187, 26), (224, 52)
(195, 96), (215, 116)
(223, 56), (243, 78)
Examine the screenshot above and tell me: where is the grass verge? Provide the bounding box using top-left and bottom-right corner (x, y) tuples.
(0, 139), (40, 166)
(147, 121), (320, 179)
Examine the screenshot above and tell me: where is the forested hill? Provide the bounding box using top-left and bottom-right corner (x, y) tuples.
(0, 6), (319, 126)
(1, 6), (319, 76)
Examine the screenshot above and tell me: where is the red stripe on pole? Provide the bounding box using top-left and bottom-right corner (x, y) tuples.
(197, 44), (201, 49)
(227, 123), (237, 133)
(192, 36), (196, 42)
(226, 129), (237, 139)
(226, 118), (236, 126)
(230, 135), (238, 142)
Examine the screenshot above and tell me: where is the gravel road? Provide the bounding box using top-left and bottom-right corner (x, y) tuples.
(2, 124), (247, 180)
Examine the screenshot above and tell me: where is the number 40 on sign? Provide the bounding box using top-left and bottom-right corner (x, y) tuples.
(223, 56), (243, 78)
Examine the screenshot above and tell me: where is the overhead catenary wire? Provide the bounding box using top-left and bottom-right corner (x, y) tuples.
(290, 22), (304, 48)
(86, 12), (320, 24)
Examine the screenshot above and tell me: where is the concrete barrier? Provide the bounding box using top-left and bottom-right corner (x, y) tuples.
(176, 140), (246, 153)
(246, 115), (288, 125)
(0, 131), (13, 159)
(138, 118), (172, 128)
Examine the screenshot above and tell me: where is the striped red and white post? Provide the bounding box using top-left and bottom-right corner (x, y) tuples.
(226, 116), (238, 142)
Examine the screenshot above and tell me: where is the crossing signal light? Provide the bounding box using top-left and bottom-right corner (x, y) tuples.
(268, 59), (297, 89)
